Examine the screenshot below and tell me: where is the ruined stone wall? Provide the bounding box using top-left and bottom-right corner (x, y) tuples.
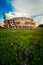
(4, 17), (36, 29)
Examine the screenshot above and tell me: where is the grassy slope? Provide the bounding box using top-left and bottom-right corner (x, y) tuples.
(0, 29), (43, 65)
(0, 29), (43, 43)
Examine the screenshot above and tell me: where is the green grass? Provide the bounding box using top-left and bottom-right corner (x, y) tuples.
(0, 29), (43, 65)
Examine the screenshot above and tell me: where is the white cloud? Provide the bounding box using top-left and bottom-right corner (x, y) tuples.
(34, 16), (43, 26)
(0, 18), (4, 23)
(6, 11), (27, 19)
(6, 12), (15, 19)
(6, 0), (43, 25)
(11, 0), (43, 17)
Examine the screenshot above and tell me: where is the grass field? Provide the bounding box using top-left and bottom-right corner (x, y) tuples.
(0, 29), (43, 65)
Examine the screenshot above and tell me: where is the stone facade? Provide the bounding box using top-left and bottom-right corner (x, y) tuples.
(4, 13), (36, 29)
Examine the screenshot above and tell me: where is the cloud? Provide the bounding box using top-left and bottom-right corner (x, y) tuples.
(6, 12), (15, 19)
(11, 0), (43, 17)
(0, 18), (4, 23)
(6, 11), (27, 19)
(34, 16), (43, 26)
(6, 0), (43, 25)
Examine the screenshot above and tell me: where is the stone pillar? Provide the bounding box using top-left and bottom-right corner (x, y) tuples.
(3, 12), (8, 28)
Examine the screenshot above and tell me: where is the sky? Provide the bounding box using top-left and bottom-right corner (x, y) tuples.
(0, 0), (43, 26)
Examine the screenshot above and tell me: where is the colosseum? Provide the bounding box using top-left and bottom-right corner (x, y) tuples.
(4, 12), (36, 29)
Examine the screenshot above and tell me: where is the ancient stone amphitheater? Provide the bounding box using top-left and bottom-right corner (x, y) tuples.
(4, 13), (36, 29)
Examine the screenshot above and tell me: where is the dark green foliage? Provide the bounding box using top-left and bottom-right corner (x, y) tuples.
(39, 24), (43, 27)
(0, 29), (43, 65)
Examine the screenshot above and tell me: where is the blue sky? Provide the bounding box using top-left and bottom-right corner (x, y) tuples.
(0, 0), (43, 26)
(0, 0), (13, 21)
